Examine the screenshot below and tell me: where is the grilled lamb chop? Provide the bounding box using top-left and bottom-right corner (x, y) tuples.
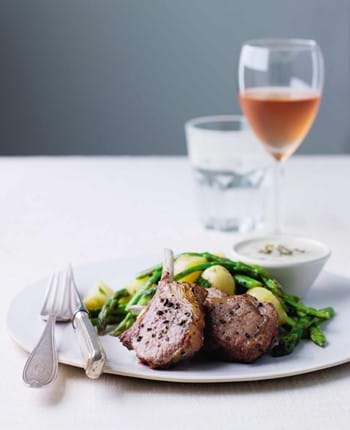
(120, 249), (207, 369)
(205, 287), (228, 303)
(204, 294), (278, 363)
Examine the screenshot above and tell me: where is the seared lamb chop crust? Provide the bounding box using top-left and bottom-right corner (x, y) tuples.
(120, 251), (207, 369)
(204, 294), (278, 363)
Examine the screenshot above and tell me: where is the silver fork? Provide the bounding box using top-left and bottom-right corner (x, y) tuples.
(22, 271), (71, 387)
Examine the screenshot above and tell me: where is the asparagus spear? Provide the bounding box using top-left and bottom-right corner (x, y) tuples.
(126, 268), (162, 310)
(91, 316), (122, 326)
(198, 252), (270, 278)
(197, 277), (212, 289)
(109, 286), (158, 336)
(174, 262), (217, 281)
(88, 308), (102, 318)
(234, 274), (264, 290)
(284, 295), (335, 320)
(110, 313), (136, 337)
(272, 313), (332, 355)
(136, 263), (163, 280)
(271, 316), (314, 356)
(260, 277), (285, 299)
(309, 322), (327, 347)
(96, 288), (129, 335)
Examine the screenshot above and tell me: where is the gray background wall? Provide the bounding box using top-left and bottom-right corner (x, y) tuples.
(0, 0), (349, 155)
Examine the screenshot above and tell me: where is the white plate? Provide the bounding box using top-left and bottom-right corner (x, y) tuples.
(6, 256), (350, 383)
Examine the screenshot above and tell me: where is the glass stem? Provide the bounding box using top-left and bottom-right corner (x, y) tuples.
(273, 161), (283, 234)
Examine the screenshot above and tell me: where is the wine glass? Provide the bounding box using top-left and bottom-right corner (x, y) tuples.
(238, 38), (324, 232)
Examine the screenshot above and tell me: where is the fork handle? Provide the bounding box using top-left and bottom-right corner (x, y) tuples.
(72, 310), (106, 379)
(22, 314), (58, 387)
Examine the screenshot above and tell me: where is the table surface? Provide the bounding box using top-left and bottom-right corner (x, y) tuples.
(2, 155), (350, 430)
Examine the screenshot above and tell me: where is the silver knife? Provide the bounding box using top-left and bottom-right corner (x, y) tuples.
(68, 265), (106, 379)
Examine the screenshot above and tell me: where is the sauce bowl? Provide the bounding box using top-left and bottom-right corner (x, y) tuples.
(232, 235), (331, 297)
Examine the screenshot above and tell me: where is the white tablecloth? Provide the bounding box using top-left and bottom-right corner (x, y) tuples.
(2, 156), (350, 430)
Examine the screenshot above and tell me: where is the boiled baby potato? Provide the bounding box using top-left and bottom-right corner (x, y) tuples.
(83, 282), (114, 311)
(201, 265), (235, 295)
(174, 254), (207, 283)
(247, 287), (288, 325)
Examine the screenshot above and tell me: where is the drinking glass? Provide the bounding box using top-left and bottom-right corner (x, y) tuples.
(239, 38), (324, 232)
(185, 115), (271, 232)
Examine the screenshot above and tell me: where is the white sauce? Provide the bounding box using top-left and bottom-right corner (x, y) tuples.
(234, 236), (329, 265)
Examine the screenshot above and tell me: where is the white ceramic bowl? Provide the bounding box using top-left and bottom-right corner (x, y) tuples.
(232, 235), (331, 298)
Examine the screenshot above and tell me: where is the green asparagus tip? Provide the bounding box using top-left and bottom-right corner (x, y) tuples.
(310, 324), (327, 347)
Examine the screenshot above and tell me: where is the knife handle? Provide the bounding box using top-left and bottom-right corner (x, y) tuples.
(72, 310), (106, 379)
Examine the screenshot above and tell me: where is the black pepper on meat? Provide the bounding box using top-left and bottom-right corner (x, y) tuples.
(120, 272), (207, 369)
(204, 294), (278, 363)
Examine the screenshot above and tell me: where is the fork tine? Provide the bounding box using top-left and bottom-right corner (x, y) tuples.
(41, 267), (81, 321)
(40, 273), (54, 315)
(67, 265), (77, 316)
(41, 272), (59, 316)
(58, 268), (71, 317)
(51, 272), (61, 315)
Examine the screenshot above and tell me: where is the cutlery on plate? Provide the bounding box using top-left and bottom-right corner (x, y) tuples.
(68, 265), (106, 379)
(22, 271), (72, 387)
